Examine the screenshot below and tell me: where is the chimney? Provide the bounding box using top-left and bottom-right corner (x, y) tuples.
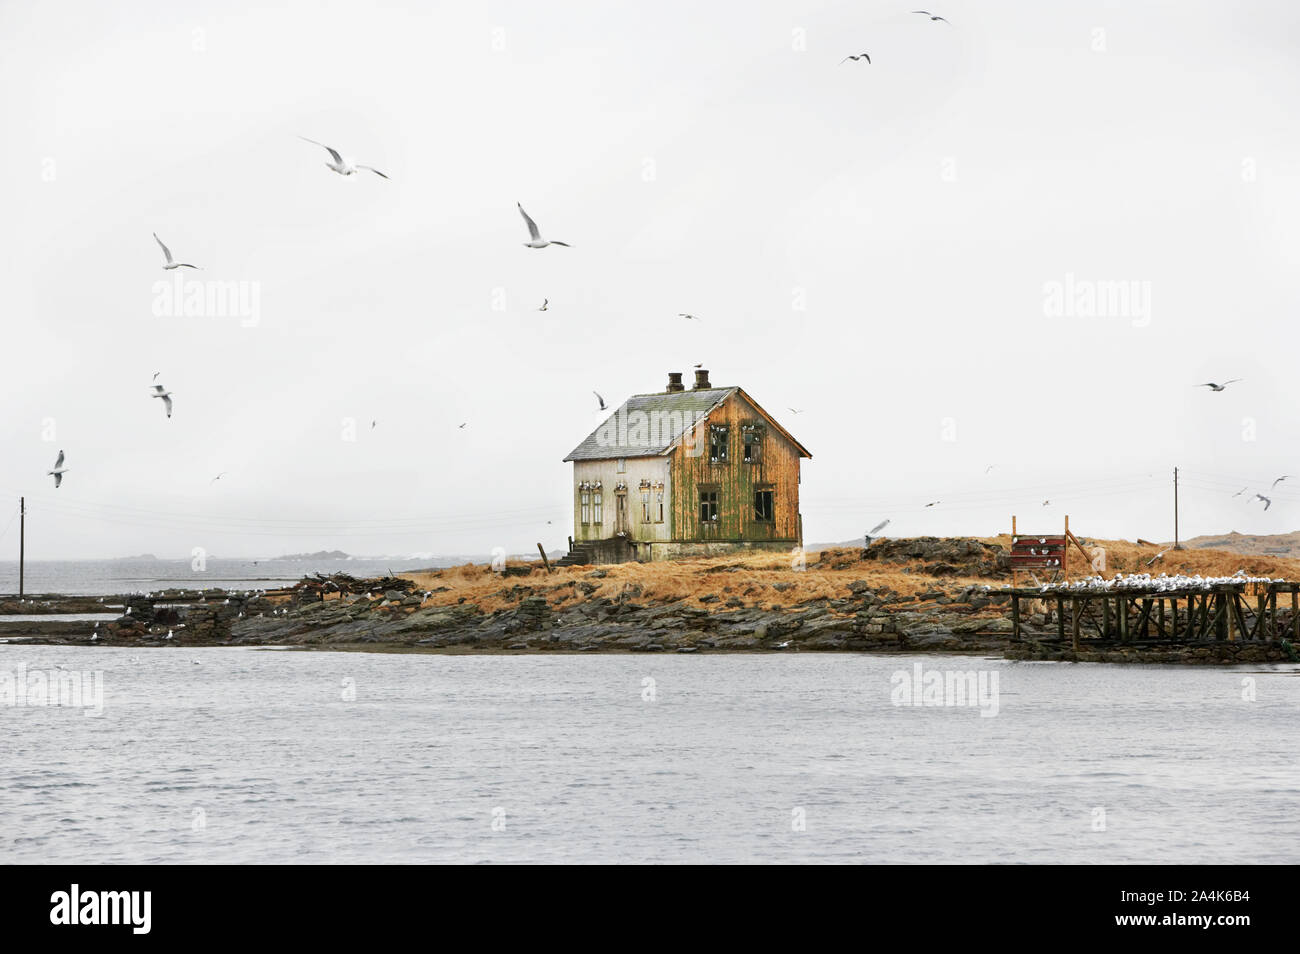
(666, 372), (684, 393)
(693, 369), (711, 390)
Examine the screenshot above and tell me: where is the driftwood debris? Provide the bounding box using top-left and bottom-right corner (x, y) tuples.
(292, 572), (418, 602)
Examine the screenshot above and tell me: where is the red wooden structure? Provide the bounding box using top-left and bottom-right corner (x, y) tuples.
(1010, 515), (1092, 585)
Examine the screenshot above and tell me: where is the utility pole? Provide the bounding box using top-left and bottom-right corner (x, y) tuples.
(18, 496), (25, 596)
(1173, 467), (1184, 550)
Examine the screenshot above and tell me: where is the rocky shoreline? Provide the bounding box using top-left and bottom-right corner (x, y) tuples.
(3, 553), (1297, 664)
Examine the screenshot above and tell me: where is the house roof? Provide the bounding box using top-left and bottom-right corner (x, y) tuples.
(563, 386), (812, 462)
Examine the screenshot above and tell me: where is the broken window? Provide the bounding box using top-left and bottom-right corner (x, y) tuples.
(709, 425), (729, 463)
(754, 489), (774, 522)
(742, 424), (763, 463)
(580, 492), (590, 524)
(700, 489), (720, 523)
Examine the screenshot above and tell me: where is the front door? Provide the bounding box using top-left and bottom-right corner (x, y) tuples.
(615, 492), (629, 534)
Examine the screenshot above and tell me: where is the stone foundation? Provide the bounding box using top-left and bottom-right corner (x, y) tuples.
(634, 540), (800, 562)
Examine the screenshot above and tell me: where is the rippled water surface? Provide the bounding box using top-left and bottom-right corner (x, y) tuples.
(3, 648), (1297, 863)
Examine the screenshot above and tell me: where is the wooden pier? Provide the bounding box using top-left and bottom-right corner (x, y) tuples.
(1009, 580), (1300, 649)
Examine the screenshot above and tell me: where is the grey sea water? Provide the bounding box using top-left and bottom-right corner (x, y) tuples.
(2, 649), (1297, 864)
(0, 557), (460, 597)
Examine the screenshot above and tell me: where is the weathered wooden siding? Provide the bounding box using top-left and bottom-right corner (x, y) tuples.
(669, 392), (801, 543)
(571, 458), (672, 544)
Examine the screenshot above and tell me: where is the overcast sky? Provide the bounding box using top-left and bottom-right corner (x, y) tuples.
(4, 0), (1300, 560)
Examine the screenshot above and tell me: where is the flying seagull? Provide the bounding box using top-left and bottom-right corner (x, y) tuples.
(299, 137), (388, 178)
(1272, 475), (1293, 489)
(865, 519), (891, 546)
(593, 391), (607, 411)
(458, 422), (467, 429)
(1255, 493), (1273, 511)
(153, 233), (200, 270)
(48, 450), (68, 488)
(150, 384), (173, 418)
(152, 371), (161, 381)
(517, 202), (569, 248)
(913, 10), (949, 22)
(985, 465), (995, 474)
(1233, 486), (1248, 497)
(925, 500), (941, 507)
(1198, 379), (1241, 392)
(211, 472), (227, 484)
(840, 52), (871, 64)
(678, 313), (700, 320)
(787, 407), (805, 415)
(538, 299), (549, 311)
(1042, 499), (1051, 506)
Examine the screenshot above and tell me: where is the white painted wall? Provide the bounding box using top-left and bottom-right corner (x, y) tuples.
(572, 457), (672, 543)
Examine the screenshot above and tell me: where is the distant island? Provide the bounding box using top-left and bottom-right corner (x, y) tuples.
(275, 549), (350, 561)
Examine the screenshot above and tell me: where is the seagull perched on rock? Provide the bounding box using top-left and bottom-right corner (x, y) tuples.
(593, 391), (607, 411)
(517, 202), (569, 248)
(840, 52), (871, 64)
(48, 450), (68, 488)
(299, 137), (388, 178)
(153, 233), (200, 270)
(1198, 379), (1241, 392)
(150, 384), (173, 418)
(1255, 493), (1273, 511)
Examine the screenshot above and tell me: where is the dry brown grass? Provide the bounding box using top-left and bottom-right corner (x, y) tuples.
(398, 537), (1300, 615)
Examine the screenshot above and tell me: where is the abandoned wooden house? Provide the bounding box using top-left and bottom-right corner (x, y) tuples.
(559, 370), (812, 564)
